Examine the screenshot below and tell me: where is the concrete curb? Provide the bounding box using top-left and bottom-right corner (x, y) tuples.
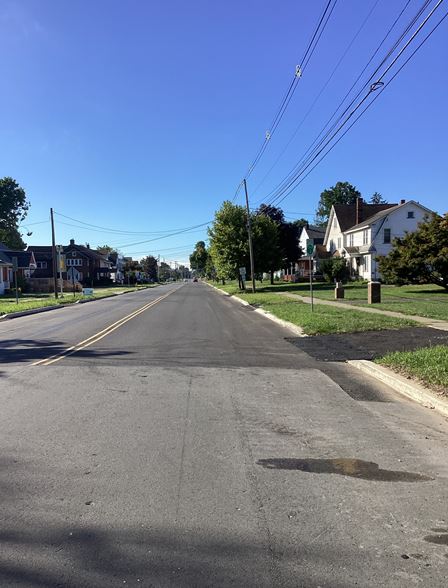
(348, 359), (448, 417)
(0, 286), (158, 321)
(206, 282), (306, 337)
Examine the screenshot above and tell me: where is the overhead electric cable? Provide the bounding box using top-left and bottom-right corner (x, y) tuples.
(264, 3), (447, 208)
(261, 0), (444, 209)
(242, 0), (338, 181)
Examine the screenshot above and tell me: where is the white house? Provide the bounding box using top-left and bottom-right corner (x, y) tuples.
(324, 198), (434, 281)
(297, 224), (328, 276)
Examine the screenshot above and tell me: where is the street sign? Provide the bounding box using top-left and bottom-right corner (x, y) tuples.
(59, 254), (66, 271)
(67, 267), (76, 280)
(306, 239), (314, 256)
(239, 267), (246, 277)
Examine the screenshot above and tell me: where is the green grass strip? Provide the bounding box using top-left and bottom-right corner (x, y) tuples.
(375, 345), (448, 393)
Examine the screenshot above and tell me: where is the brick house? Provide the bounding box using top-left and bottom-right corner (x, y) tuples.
(28, 239), (113, 288)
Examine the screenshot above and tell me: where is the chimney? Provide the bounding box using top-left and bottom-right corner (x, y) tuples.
(355, 197), (363, 224)
(400, 199), (406, 204)
(70, 239), (75, 246)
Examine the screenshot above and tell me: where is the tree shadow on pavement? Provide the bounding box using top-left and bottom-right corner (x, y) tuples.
(0, 338), (132, 367)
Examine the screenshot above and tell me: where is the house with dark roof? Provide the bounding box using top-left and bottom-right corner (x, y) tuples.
(324, 198), (434, 280)
(297, 224), (329, 277)
(0, 242), (37, 293)
(28, 239), (113, 290)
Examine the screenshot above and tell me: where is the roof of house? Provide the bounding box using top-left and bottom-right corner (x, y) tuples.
(345, 200), (434, 232)
(0, 251), (13, 265)
(333, 203), (397, 232)
(306, 225), (326, 240)
(28, 244), (111, 263)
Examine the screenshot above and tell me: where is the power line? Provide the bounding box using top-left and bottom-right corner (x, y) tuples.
(241, 0), (338, 182)
(261, 0), (446, 209)
(250, 0), (383, 201)
(267, 7), (448, 209)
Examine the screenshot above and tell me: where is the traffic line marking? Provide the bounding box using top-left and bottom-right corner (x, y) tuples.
(33, 289), (176, 366)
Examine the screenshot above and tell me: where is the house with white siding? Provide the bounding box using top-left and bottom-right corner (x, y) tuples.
(324, 198), (434, 281)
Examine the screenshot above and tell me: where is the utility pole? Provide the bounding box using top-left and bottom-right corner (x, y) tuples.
(243, 178), (256, 293)
(50, 208), (58, 299)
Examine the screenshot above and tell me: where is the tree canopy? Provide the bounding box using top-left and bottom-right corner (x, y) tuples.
(140, 255), (158, 281)
(0, 177), (30, 249)
(315, 181), (361, 226)
(208, 201), (282, 283)
(370, 192), (387, 204)
(378, 213), (448, 290)
(189, 241), (208, 276)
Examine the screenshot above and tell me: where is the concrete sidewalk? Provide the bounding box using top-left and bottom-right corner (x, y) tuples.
(281, 291), (448, 332)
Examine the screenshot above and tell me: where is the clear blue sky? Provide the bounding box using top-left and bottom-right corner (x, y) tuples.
(1, 0), (447, 265)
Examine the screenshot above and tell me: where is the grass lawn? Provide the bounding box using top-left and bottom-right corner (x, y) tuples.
(0, 284), (157, 316)
(212, 282), (416, 335)
(375, 345), (448, 395)
(217, 280), (448, 321)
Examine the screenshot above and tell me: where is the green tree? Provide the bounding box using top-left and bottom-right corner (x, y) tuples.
(378, 213), (448, 290)
(140, 255), (158, 281)
(96, 245), (117, 256)
(158, 261), (172, 281)
(320, 258), (350, 283)
(315, 181), (361, 226)
(256, 204), (302, 283)
(189, 241), (208, 276)
(208, 201), (249, 282)
(0, 177), (30, 249)
(370, 192), (387, 204)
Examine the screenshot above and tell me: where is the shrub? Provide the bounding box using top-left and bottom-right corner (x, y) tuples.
(320, 258), (350, 283)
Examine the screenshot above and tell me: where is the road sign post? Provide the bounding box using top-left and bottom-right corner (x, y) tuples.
(239, 267), (246, 290)
(12, 256), (19, 305)
(306, 239), (314, 312)
(67, 266), (76, 297)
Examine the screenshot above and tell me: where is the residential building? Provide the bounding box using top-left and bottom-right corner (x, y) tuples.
(297, 224), (329, 277)
(323, 198), (434, 281)
(0, 242), (37, 293)
(28, 239), (113, 290)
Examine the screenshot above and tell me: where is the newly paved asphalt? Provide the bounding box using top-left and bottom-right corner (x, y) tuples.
(1, 282), (448, 587)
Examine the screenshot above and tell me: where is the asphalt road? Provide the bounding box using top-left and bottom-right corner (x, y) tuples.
(1, 282), (448, 587)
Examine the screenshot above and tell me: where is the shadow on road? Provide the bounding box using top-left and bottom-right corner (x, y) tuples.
(0, 338), (132, 368)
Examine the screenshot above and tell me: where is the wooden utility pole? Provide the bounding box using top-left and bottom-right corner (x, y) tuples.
(50, 208), (59, 299)
(243, 179), (256, 293)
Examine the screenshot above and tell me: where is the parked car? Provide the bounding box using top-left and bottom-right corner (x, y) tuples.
(193, 277), (198, 282)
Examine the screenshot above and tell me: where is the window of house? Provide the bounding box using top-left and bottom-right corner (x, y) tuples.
(37, 261), (47, 269)
(384, 228), (391, 243)
(363, 229), (368, 245)
(407, 211), (415, 218)
(349, 234), (354, 247)
(333, 217), (337, 228)
(66, 258), (82, 267)
(365, 256), (369, 271)
(337, 237), (341, 249)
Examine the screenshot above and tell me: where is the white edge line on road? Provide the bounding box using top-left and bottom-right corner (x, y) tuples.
(205, 282), (306, 337)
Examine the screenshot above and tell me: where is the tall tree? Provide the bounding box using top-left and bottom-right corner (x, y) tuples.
(208, 201), (283, 285)
(96, 244), (117, 256)
(189, 241), (208, 276)
(140, 255), (158, 281)
(370, 192), (387, 204)
(256, 204), (302, 283)
(378, 213), (448, 290)
(315, 181), (361, 226)
(0, 177), (30, 249)
(208, 202), (249, 281)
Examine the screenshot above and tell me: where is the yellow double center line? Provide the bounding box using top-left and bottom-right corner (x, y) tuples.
(33, 289), (175, 366)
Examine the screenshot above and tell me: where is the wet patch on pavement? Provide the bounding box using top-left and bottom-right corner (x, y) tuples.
(257, 457), (433, 482)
